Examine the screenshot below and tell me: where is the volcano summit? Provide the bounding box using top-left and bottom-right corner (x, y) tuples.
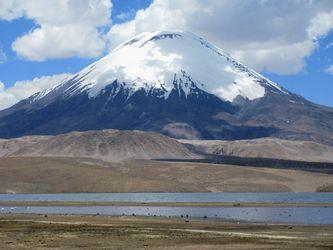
(0, 31), (332, 144)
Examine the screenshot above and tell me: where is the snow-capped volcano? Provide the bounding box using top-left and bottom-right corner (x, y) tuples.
(0, 31), (332, 145)
(45, 31), (284, 103)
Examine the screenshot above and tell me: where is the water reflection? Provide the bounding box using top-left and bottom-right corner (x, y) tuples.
(1, 206), (332, 225)
(0, 193), (332, 203)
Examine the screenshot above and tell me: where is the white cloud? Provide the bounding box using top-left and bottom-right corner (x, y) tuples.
(0, 82), (15, 111)
(107, 0), (333, 75)
(0, 73), (71, 110)
(1, 0), (333, 75)
(0, 0), (112, 61)
(115, 10), (135, 21)
(325, 65), (333, 75)
(0, 0), (24, 20)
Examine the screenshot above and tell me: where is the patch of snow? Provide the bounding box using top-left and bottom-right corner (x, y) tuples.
(29, 76), (72, 103)
(41, 31), (288, 102)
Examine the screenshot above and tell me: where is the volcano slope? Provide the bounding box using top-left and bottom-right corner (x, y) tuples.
(0, 31), (332, 146)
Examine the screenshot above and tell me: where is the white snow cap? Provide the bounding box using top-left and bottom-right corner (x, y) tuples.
(67, 31), (284, 101)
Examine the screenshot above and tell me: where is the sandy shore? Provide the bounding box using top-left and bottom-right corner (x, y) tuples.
(0, 214), (332, 249)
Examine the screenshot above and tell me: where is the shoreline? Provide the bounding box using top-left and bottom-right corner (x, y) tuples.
(1, 201), (333, 207)
(0, 214), (332, 249)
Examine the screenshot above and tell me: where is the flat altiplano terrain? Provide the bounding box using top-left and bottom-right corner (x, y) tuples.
(0, 214), (332, 249)
(0, 157), (332, 193)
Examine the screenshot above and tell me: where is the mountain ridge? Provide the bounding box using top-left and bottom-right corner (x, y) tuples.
(0, 129), (198, 162)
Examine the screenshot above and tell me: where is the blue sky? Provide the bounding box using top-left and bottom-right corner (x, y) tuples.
(0, 0), (332, 109)
(265, 33), (333, 106)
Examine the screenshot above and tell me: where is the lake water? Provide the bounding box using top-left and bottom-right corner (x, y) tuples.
(1, 205), (333, 225)
(0, 192), (333, 203)
(1, 193), (333, 225)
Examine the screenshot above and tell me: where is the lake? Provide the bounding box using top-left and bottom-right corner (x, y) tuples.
(1, 205), (333, 225)
(0, 192), (333, 203)
(1, 193), (333, 225)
